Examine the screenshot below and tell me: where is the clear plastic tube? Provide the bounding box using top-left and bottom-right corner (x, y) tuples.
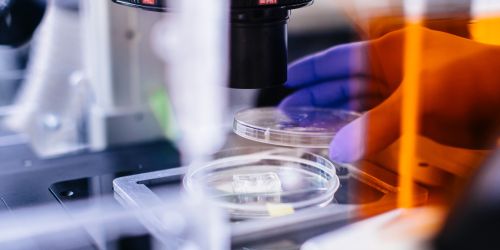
(159, 0), (230, 164)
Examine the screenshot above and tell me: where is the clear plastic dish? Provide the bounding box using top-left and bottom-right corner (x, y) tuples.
(233, 107), (361, 148)
(184, 148), (339, 219)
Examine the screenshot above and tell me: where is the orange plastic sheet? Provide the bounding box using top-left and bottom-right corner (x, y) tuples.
(398, 20), (423, 208)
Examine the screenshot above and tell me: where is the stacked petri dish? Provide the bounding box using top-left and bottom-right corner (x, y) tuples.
(233, 107), (360, 148)
(184, 147), (340, 219)
(184, 107), (361, 219)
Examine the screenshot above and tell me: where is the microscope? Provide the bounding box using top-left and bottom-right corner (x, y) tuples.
(44, 0), (307, 163)
(0, 0), (313, 158)
(112, 0), (314, 89)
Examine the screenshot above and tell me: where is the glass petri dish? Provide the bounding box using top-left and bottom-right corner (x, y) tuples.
(184, 147), (340, 219)
(233, 107), (361, 148)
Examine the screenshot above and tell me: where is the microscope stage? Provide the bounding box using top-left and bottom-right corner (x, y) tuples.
(111, 159), (427, 249)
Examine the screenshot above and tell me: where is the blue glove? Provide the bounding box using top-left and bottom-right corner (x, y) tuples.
(280, 42), (386, 111)
(281, 27), (500, 163)
(279, 41), (399, 163)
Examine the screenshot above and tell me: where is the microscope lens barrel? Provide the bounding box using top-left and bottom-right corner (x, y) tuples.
(110, 0), (313, 89)
(229, 8), (289, 89)
(229, 0), (313, 89)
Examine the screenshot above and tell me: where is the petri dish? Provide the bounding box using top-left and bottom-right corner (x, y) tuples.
(184, 147), (340, 219)
(234, 107), (361, 148)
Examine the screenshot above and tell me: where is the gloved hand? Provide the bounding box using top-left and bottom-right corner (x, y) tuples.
(280, 27), (500, 162)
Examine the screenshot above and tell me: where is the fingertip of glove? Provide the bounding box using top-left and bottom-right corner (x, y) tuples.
(329, 118), (365, 163)
(279, 91), (313, 109)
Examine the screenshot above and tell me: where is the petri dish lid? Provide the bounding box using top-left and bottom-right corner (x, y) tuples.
(184, 147), (340, 219)
(234, 107), (361, 148)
